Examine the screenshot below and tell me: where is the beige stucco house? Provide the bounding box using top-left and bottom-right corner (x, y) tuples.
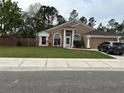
(37, 20), (123, 49)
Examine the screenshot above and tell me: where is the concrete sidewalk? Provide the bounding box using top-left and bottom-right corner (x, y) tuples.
(0, 57), (124, 71)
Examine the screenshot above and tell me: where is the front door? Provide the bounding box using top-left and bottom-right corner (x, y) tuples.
(41, 36), (47, 46)
(65, 36), (71, 48)
(65, 31), (72, 48)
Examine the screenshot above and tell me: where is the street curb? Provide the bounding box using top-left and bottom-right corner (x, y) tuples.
(1, 67), (124, 71)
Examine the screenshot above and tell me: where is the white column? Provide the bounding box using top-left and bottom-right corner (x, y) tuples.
(46, 36), (49, 46)
(39, 36), (42, 46)
(71, 30), (74, 48)
(63, 30), (66, 48)
(117, 36), (121, 42)
(87, 35), (91, 48)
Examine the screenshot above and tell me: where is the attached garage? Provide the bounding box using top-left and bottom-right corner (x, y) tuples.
(84, 30), (122, 49)
(90, 37), (117, 49)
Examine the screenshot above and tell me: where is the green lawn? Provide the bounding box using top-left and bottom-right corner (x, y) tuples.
(0, 47), (112, 58)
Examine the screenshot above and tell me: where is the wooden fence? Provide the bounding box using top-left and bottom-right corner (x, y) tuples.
(0, 37), (36, 46)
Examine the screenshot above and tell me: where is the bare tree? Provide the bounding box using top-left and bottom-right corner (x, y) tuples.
(28, 3), (41, 17)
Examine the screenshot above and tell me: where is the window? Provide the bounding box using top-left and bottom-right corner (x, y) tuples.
(66, 31), (72, 36)
(113, 43), (123, 47)
(74, 34), (82, 48)
(42, 37), (46, 45)
(101, 42), (110, 47)
(74, 34), (81, 41)
(66, 38), (70, 44)
(53, 33), (61, 46)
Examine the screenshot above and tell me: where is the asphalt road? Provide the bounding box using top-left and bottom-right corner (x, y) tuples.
(0, 71), (124, 93)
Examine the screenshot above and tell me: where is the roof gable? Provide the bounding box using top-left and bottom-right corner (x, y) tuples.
(38, 20), (94, 33)
(71, 21), (95, 30)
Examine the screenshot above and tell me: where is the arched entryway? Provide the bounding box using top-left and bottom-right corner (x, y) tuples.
(74, 33), (82, 48)
(53, 33), (62, 47)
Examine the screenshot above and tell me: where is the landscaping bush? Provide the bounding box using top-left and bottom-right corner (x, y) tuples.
(74, 40), (83, 48)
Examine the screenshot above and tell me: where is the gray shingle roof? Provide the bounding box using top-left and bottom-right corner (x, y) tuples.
(85, 30), (116, 36)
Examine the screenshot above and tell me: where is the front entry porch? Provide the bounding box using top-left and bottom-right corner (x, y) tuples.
(63, 29), (74, 48)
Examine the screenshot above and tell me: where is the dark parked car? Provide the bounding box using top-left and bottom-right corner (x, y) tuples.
(98, 41), (124, 55)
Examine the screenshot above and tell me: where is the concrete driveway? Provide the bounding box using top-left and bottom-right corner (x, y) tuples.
(110, 54), (124, 60)
(0, 57), (124, 71)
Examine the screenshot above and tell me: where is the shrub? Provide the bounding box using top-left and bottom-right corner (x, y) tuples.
(74, 40), (82, 48)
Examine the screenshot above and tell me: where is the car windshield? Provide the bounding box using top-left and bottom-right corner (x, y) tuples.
(113, 43), (123, 46)
(104, 42), (110, 46)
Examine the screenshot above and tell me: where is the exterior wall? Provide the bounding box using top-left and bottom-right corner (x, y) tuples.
(48, 24), (93, 48)
(90, 38), (117, 49)
(74, 24), (93, 48)
(47, 21), (79, 47)
(40, 22), (119, 49)
(38, 32), (50, 47)
(82, 36), (88, 48)
(48, 28), (64, 47)
(63, 21), (78, 28)
(73, 25), (92, 48)
(74, 24), (92, 35)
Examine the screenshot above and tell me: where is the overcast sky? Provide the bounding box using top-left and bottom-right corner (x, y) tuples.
(13, 0), (124, 26)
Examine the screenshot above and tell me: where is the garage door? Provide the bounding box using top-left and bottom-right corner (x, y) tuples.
(90, 38), (117, 49)
(120, 40), (124, 43)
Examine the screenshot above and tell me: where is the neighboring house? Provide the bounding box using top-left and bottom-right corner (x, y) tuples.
(37, 20), (123, 49)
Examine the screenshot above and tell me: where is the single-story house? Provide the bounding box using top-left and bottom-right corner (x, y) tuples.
(36, 20), (123, 49)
